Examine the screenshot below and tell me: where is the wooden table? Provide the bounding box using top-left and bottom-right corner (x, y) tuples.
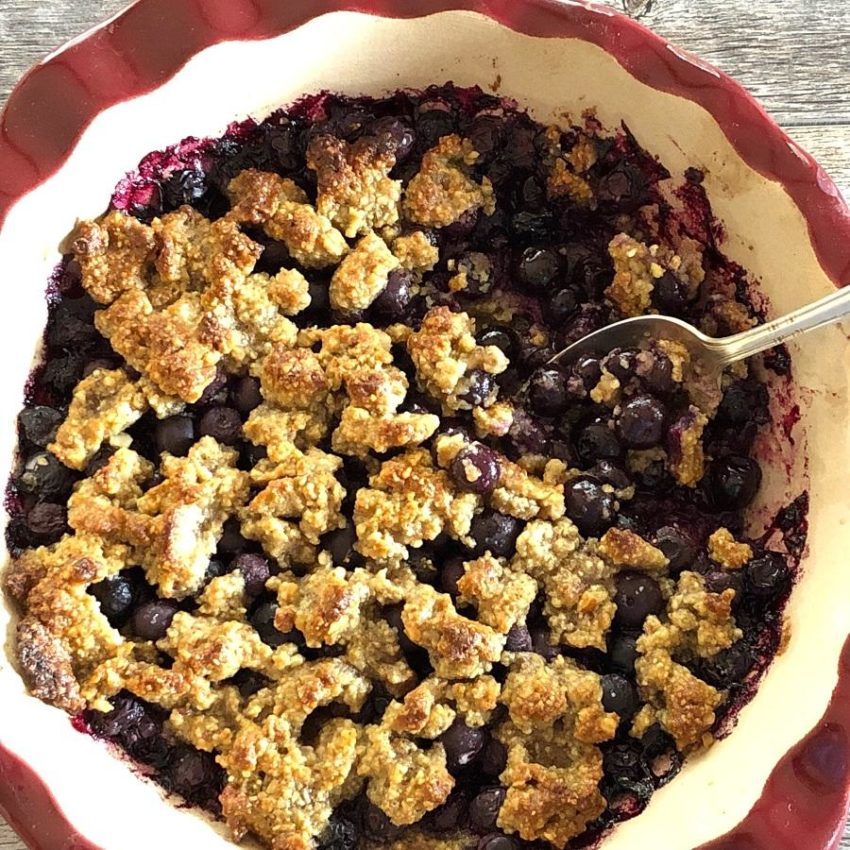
(0, 1), (847, 848)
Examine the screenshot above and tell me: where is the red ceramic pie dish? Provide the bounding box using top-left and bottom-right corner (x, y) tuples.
(0, 2), (849, 850)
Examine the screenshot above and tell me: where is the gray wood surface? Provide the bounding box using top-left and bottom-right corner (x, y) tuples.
(0, 1), (847, 848)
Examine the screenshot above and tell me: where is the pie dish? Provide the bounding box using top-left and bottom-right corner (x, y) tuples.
(0, 3), (849, 850)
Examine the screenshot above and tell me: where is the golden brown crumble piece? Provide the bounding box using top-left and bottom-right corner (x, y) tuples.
(358, 723), (454, 826)
(392, 230), (439, 272)
(407, 307), (508, 413)
(403, 134), (495, 228)
(50, 368), (148, 471)
(401, 584), (505, 679)
(226, 169), (349, 268)
(491, 458), (566, 522)
(136, 438), (250, 598)
(667, 405), (709, 487)
(512, 519), (616, 651)
(333, 406), (440, 457)
(307, 134), (402, 238)
(95, 289), (221, 403)
(242, 442), (344, 561)
(152, 206), (263, 307)
(605, 233), (666, 317)
(634, 637), (722, 751)
(665, 570), (741, 659)
(634, 572), (739, 749)
(15, 615), (85, 713)
(332, 362), (439, 457)
(598, 528), (669, 571)
(457, 553), (538, 635)
(259, 345), (330, 412)
(67, 448), (153, 545)
(708, 527), (753, 570)
(198, 572), (248, 621)
(353, 449), (479, 561)
(244, 404), (330, 451)
(313, 322), (395, 391)
(201, 269), (301, 366)
(329, 230), (400, 312)
(220, 715), (360, 849)
(343, 615), (417, 696)
(274, 565), (372, 648)
(500, 654), (617, 739)
(73, 210), (156, 305)
(547, 158), (593, 204)
(473, 401), (514, 438)
(496, 655), (617, 845)
(160, 612), (273, 682)
(14, 534), (126, 676)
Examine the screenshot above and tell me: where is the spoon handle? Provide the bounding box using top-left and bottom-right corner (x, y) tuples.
(711, 283), (850, 367)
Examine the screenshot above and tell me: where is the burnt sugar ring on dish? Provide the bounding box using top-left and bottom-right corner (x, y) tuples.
(2, 84), (808, 850)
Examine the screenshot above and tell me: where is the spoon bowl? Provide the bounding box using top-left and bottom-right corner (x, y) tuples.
(549, 284), (850, 380)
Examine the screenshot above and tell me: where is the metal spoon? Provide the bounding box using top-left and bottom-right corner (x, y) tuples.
(549, 283), (850, 380)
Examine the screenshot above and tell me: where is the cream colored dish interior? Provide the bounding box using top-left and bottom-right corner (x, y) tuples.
(1, 11), (848, 850)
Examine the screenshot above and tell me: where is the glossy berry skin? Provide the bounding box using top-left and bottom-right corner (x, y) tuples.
(469, 787), (506, 833)
(653, 525), (698, 572)
(250, 601), (288, 647)
(441, 718), (487, 773)
(199, 406), (243, 445)
(16, 452), (74, 500)
(450, 443), (502, 495)
(232, 376), (263, 414)
(233, 553), (271, 597)
(614, 572), (665, 630)
(707, 455), (762, 510)
(745, 552), (790, 598)
(504, 624), (533, 653)
(155, 415), (195, 457)
(466, 511), (521, 558)
(608, 632), (640, 675)
(372, 269), (413, 321)
(130, 600), (180, 641)
(564, 477), (617, 536)
(515, 246), (561, 292)
(90, 574), (137, 625)
(18, 406), (63, 448)
(528, 368), (569, 418)
(616, 395), (667, 449)
(600, 673), (640, 721)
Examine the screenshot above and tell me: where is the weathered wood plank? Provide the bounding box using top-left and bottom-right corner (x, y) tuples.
(0, 1), (848, 849)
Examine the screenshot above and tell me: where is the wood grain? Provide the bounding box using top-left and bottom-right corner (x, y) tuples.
(0, 1), (848, 848)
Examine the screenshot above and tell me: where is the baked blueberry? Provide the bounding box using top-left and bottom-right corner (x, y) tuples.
(450, 443), (501, 495)
(564, 477), (617, 536)
(616, 395), (667, 449)
(441, 718), (486, 773)
(707, 455), (762, 510)
(232, 376), (263, 414)
(528, 368), (569, 417)
(155, 415), (196, 456)
(16, 452), (74, 501)
(18, 406), (63, 448)
(466, 511), (521, 558)
(233, 553), (271, 597)
(372, 269), (414, 321)
(614, 573), (665, 630)
(25, 502), (68, 543)
(469, 787), (506, 833)
(130, 600), (180, 641)
(601, 673), (640, 721)
(199, 406), (243, 445)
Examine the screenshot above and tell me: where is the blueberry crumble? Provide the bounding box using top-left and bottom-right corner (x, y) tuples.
(3, 84), (807, 850)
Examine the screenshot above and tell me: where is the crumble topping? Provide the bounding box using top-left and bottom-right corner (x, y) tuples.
(407, 307), (508, 413)
(513, 519), (615, 651)
(50, 368), (148, 471)
(226, 169), (349, 268)
(307, 134), (402, 238)
(403, 134), (495, 228)
(354, 449), (478, 562)
(707, 527), (753, 570)
(5, 88), (790, 850)
(329, 230), (400, 312)
(73, 210), (156, 305)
